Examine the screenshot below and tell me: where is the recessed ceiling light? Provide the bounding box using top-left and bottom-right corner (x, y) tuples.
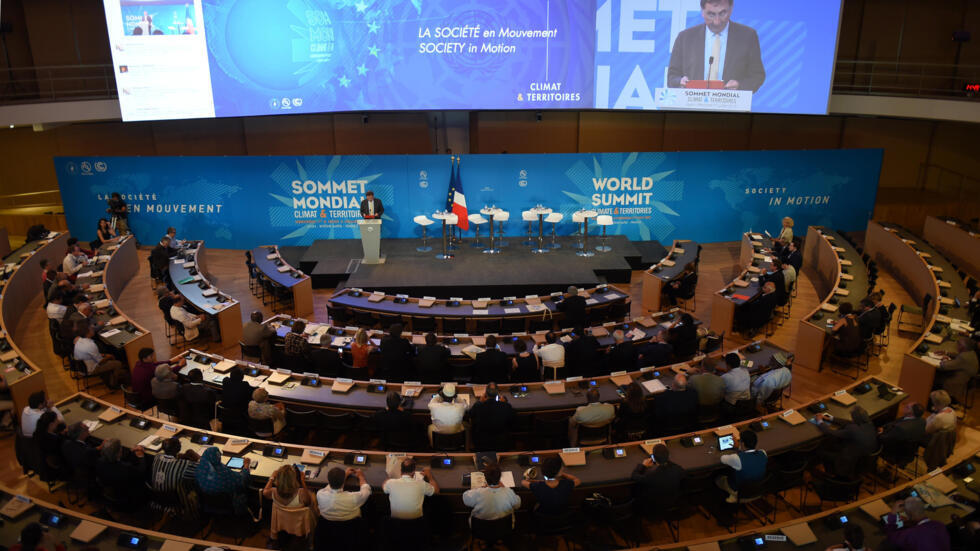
(8, 125), (13, 129)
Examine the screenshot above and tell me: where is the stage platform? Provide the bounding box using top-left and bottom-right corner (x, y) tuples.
(297, 236), (667, 297)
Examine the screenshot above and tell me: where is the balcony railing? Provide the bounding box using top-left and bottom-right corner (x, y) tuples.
(1, 61), (979, 105)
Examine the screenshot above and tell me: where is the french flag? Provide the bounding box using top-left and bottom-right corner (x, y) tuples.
(446, 156), (468, 231)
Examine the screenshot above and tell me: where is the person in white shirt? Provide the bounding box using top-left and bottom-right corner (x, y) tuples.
(427, 383), (469, 445)
(782, 262), (796, 291)
(45, 293), (67, 321)
(165, 227), (183, 249)
(719, 352), (751, 405)
(382, 457), (439, 520)
(316, 467), (371, 522)
(533, 332), (565, 380)
(462, 463), (521, 526)
(72, 320), (130, 388)
(751, 365), (792, 406)
(62, 245), (88, 276)
(569, 388), (616, 445)
(20, 391), (64, 437)
(169, 295), (206, 341)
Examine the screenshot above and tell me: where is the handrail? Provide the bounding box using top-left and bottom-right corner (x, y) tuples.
(0, 189), (63, 210)
(0, 64), (117, 103)
(915, 162), (980, 198)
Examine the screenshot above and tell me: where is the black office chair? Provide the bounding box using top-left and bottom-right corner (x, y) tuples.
(326, 304), (351, 326)
(122, 385), (154, 414)
(285, 407), (319, 443)
(729, 473), (774, 533)
(469, 515), (514, 550)
(240, 341), (262, 362)
(155, 397), (179, 421)
(431, 430), (466, 452)
(316, 411), (355, 446)
(247, 415), (276, 438)
(69, 358), (105, 393)
(217, 402), (249, 437)
(577, 422), (612, 446)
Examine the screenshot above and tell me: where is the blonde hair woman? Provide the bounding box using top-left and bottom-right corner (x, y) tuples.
(925, 390), (955, 434)
(351, 328), (375, 373)
(262, 464), (314, 544)
(778, 216), (794, 244)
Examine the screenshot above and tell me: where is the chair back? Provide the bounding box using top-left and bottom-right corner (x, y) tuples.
(199, 490), (235, 516)
(924, 429), (956, 470)
(122, 385), (148, 411)
(248, 415), (276, 437)
(156, 397), (179, 418)
(578, 421), (611, 446)
(471, 515), (513, 542)
(271, 500), (316, 538)
(240, 342), (262, 360)
(431, 430), (466, 452)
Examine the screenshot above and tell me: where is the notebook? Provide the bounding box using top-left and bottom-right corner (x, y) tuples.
(70, 520), (107, 543)
(831, 390), (857, 406)
(559, 448), (586, 466)
(543, 381), (565, 394)
(781, 522), (817, 546)
(778, 409), (806, 425)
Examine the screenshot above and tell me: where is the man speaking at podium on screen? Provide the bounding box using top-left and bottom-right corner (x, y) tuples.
(360, 190), (384, 219)
(667, 0), (766, 93)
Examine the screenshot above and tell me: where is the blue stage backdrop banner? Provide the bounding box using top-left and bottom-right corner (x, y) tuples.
(54, 150), (882, 249)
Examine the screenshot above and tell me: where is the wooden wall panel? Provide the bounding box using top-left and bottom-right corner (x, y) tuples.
(243, 115), (336, 155)
(332, 113), (432, 154)
(0, 128), (60, 197)
(577, 112), (665, 153)
(151, 118), (247, 156)
(661, 113), (752, 151)
(839, 117), (933, 189)
(55, 121), (156, 155)
(747, 115), (843, 151)
(473, 111), (579, 154)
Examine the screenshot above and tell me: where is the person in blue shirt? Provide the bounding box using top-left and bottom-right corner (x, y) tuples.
(715, 430), (767, 503)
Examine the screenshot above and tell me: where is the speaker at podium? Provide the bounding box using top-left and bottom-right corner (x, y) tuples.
(357, 219), (385, 264)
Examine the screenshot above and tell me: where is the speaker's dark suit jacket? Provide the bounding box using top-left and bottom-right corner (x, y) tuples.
(360, 198), (384, 219)
(667, 21), (766, 92)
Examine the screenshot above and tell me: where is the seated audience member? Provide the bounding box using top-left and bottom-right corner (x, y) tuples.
(222, 366), (255, 418)
(0, 378), (12, 429)
(96, 438), (149, 505)
(764, 258), (789, 306)
(468, 383), (516, 451)
(10, 522), (66, 551)
(383, 457), (439, 520)
(73, 321), (130, 389)
(284, 320), (312, 362)
(775, 216), (794, 249)
(751, 361), (792, 406)
(462, 462), (521, 525)
(416, 332), (450, 383)
(781, 239), (803, 273)
(781, 256), (797, 291)
(653, 373), (698, 434)
(157, 286), (177, 316)
(735, 281), (778, 336)
(662, 263), (696, 307)
(883, 496), (950, 551)
(165, 226), (183, 250)
(249, 388), (286, 436)
(45, 292), (67, 322)
(510, 338), (540, 383)
(150, 236), (172, 286)
(95, 218), (117, 246)
(132, 347), (185, 405)
(606, 329), (638, 371)
(315, 467), (371, 549)
(534, 331), (565, 380)
(374, 391), (413, 439)
(66, 236), (94, 258)
(263, 464), (315, 544)
(814, 405), (878, 479)
(925, 390), (956, 434)
(557, 285), (588, 328)
(350, 328), (375, 373)
(824, 302), (865, 365)
(564, 327), (602, 378)
(521, 456), (581, 516)
(196, 446), (251, 515)
(637, 331), (674, 368)
(427, 383), (469, 445)
(631, 443), (685, 511)
(618, 381), (650, 437)
(569, 388), (615, 446)
(379, 323), (415, 381)
(935, 337), (979, 402)
(62, 244), (88, 276)
(718, 353), (751, 406)
(825, 523), (867, 551)
(856, 298), (882, 340)
(665, 312), (699, 355)
(180, 368), (215, 429)
(20, 391), (63, 438)
(152, 363), (180, 401)
(241, 310), (276, 363)
(879, 402), (926, 460)
(715, 430), (767, 503)
(473, 334), (511, 384)
(60, 422), (100, 483)
(149, 437), (200, 519)
(170, 294), (209, 342)
(60, 296), (99, 341)
(33, 411), (66, 479)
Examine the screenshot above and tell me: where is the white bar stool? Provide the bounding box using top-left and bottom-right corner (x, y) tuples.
(545, 212), (564, 249)
(521, 210), (537, 246)
(413, 215), (434, 252)
(468, 214), (488, 248)
(495, 210), (510, 247)
(595, 215), (613, 252)
(432, 211), (458, 260)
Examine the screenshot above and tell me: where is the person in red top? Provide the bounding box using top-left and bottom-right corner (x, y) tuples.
(131, 347), (186, 404)
(10, 522), (66, 551)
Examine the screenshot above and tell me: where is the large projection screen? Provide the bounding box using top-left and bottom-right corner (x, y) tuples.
(103, 0), (843, 121)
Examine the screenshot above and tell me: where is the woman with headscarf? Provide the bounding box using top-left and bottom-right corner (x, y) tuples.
(195, 446), (251, 515)
(248, 388), (286, 436)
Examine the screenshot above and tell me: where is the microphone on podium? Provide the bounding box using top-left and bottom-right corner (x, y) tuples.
(708, 56), (715, 79)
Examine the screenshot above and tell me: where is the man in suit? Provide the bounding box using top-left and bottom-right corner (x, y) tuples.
(781, 240), (803, 273)
(667, 0), (766, 92)
(637, 331), (674, 368)
(360, 190), (384, 219)
(180, 368), (216, 429)
(220, 367), (254, 434)
(468, 383), (515, 451)
(631, 444), (685, 511)
(472, 335), (510, 384)
(652, 373), (698, 434)
(606, 330), (638, 372)
(241, 310), (276, 363)
(416, 332), (450, 383)
(735, 281), (778, 337)
(379, 323), (415, 381)
(764, 258), (789, 307)
(935, 337), (979, 402)
(150, 236), (172, 287)
(557, 286), (588, 328)
(857, 298), (882, 340)
(564, 327), (603, 378)
(879, 402), (926, 460)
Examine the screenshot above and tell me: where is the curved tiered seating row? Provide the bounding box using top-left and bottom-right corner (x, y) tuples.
(169, 240), (243, 348)
(326, 283), (631, 335)
(250, 245), (313, 317)
(795, 226), (872, 372)
(865, 221), (974, 407)
(924, 215), (980, 284)
(0, 232), (68, 413)
(710, 232), (778, 336)
(73, 235), (154, 371)
(640, 239), (701, 312)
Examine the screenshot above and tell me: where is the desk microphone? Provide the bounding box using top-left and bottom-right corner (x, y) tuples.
(708, 56), (715, 79)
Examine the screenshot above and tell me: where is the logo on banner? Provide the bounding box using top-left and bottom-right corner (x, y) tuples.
(80, 161), (92, 174)
(66, 162), (77, 175)
(657, 88), (679, 107)
(518, 169), (528, 188)
(94, 161), (107, 172)
(418, 170), (428, 189)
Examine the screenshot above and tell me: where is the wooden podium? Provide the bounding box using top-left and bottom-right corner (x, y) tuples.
(685, 80), (725, 89)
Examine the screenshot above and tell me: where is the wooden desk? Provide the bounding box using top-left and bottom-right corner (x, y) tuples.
(924, 215), (980, 280)
(252, 245), (313, 318)
(640, 239), (699, 312)
(169, 241), (242, 349)
(0, 232), (68, 413)
(710, 233), (775, 336)
(795, 227), (870, 371)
